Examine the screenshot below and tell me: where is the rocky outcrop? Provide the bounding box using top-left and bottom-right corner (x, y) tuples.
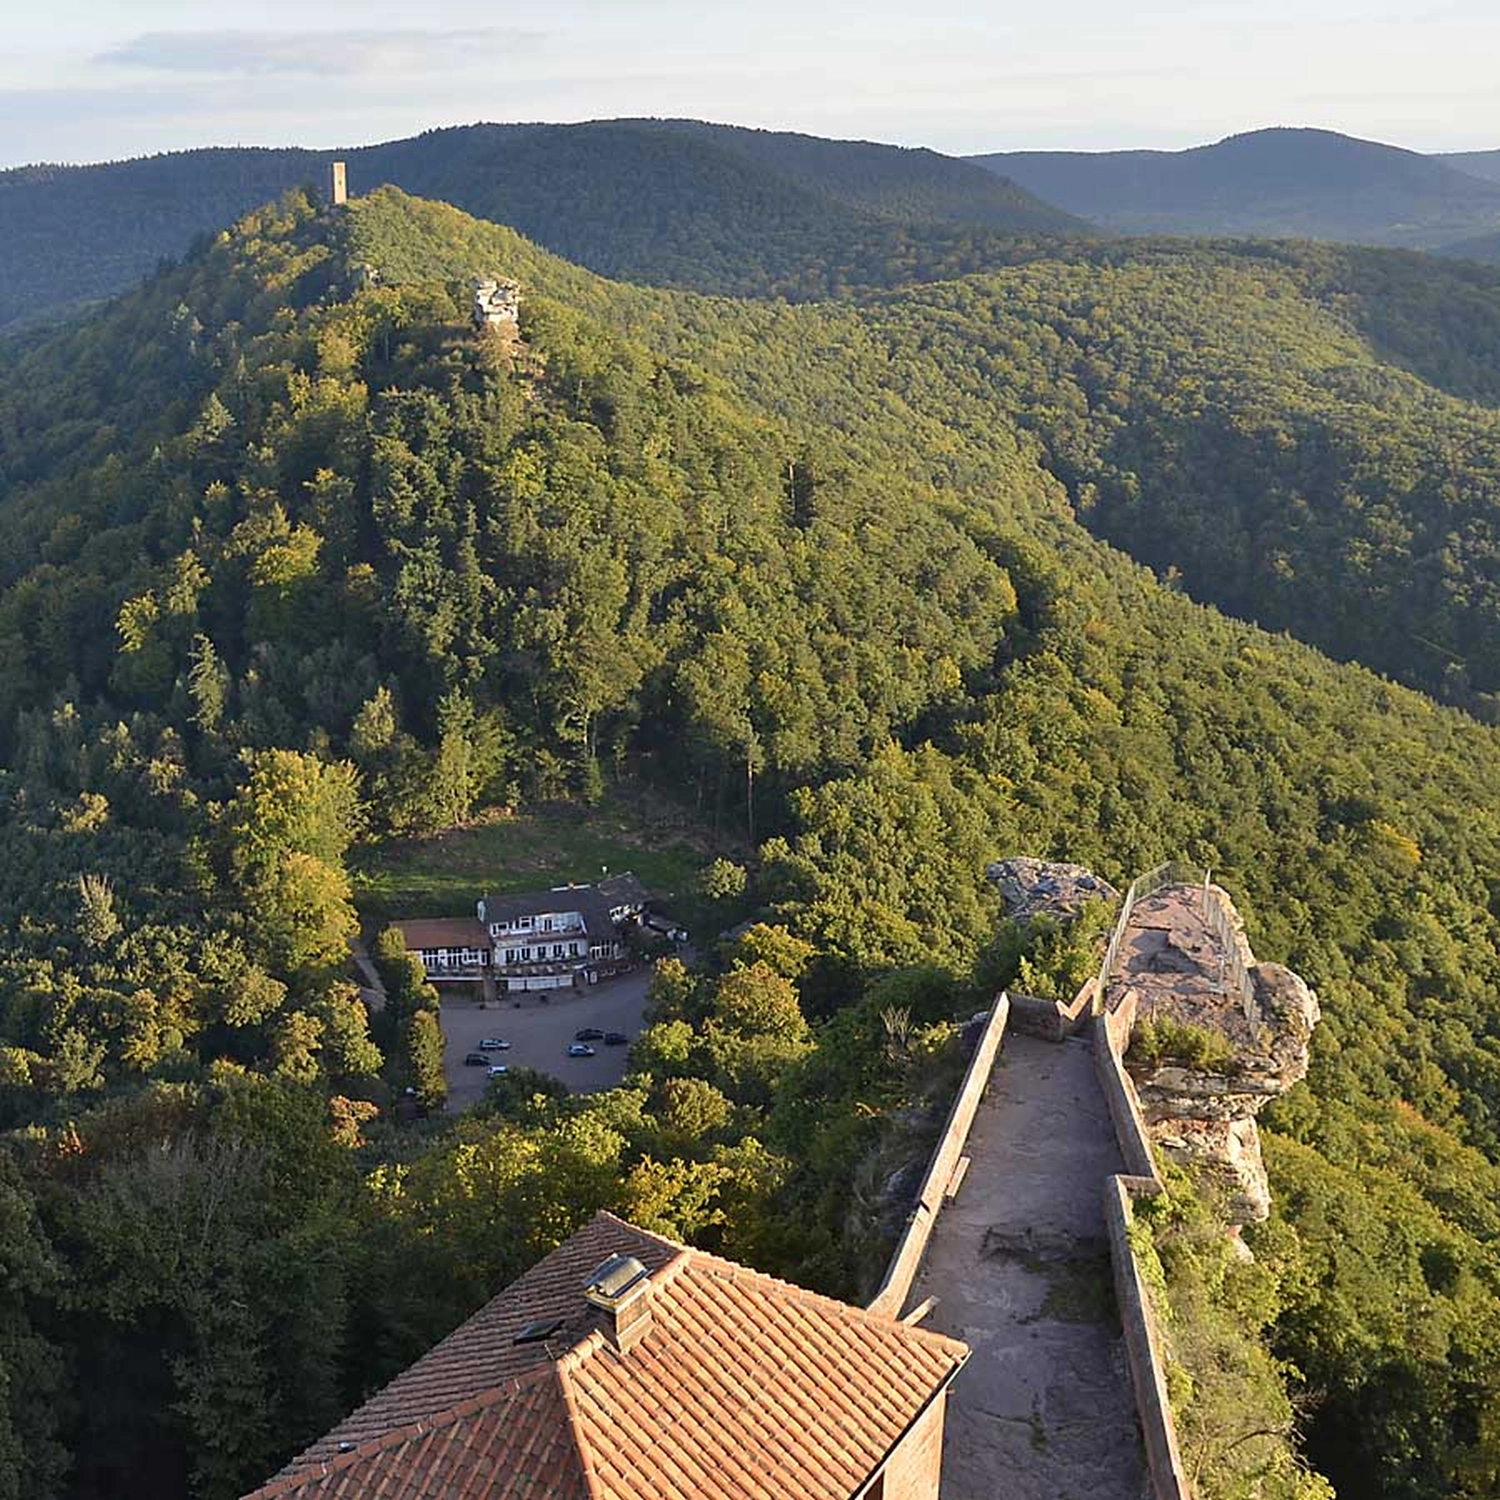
(987, 857), (1119, 926)
(1129, 964), (1318, 1120)
(1119, 897), (1320, 1225)
(987, 859), (1319, 1228)
(1251, 962), (1322, 1069)
(1149, 1115), (1271, 1224)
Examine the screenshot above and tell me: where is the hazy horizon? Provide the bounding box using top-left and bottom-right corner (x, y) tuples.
(5, 0), (1500, 170)
(5, 115), (1500, 177)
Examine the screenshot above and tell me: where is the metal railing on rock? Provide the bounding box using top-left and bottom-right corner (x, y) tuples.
(1094, 861), (1256, 1022)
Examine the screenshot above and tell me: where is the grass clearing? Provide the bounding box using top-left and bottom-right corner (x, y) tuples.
(352, 794), (709, 924)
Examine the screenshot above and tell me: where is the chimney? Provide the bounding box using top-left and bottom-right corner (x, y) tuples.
(584, 1254), (654, 1354)
(331, 160), (348, 207)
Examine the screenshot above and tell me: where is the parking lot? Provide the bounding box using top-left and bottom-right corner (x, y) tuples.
(440, 964), (655, 1110)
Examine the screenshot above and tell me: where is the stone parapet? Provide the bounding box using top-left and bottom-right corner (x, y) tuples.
(1105, 1174), (1194, 1500)
(1094, 991), (1164, 1190)
(1006, 977), (1097, 1042)
(1094, 996), (1193, 1497)
(867, 992), (1011, 1319)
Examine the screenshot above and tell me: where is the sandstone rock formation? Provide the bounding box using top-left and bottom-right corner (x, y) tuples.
(1115, 888), (1320, 1225)
(986, 857), (1119, 926)
(1149, 1115), (1272, 1223)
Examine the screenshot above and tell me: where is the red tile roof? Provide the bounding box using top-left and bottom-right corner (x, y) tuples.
(243, 1211), (967, 1500)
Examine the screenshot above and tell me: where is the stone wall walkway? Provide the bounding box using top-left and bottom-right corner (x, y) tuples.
(911, 1031), (1149, 1500)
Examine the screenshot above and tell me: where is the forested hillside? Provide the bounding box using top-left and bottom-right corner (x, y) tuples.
(975, 127), (1500, 248)
(0, 190), (1033, 1499)
(867, 241), (1500, 708)
(5, 188), (1500, 1500)
(645, 118), (1080, 226)
(1436, 227), (1500, 264)
(0, 121), (1080, 331)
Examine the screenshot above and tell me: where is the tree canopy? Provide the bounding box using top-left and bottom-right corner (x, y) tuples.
(5, 184), (1500, 1499)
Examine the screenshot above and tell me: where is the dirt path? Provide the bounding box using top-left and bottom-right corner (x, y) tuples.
(912, 1031), (1149, 1500)
(349, 940), (386, 1012)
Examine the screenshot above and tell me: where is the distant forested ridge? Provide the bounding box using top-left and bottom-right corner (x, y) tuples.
(974, 126), (1500, 248)
(1435, 226), (1500, 264)
(1438, 148), (1500, 185)
(643, 118), (1079, 227)
(0, 120), (1082, 331)
(7, 187), (1500, 1500)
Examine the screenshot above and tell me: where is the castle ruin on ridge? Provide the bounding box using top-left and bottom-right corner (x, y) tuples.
(473, 277), (522, 331)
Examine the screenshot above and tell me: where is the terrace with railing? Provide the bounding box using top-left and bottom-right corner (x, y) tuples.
(1096, 862), (1257, 1029)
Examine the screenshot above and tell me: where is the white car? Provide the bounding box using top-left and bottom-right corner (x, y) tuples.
(479, 1038), (510, 1051)
(487, 1064), (509, 1078)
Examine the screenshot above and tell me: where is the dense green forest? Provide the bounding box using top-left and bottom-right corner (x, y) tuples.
(6, 187), (1500, 1500)
(0, 120), (1080, 332)
(865, 245), (1500, 707)
(641, 118), (1083, 226)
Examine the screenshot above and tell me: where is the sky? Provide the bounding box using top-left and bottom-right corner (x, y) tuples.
(4, 0), (1499, 168)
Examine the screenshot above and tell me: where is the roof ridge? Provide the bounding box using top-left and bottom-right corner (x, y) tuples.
(587, 1208), (685, 1253)
(581, 1212), (966, 1360)
(554, 1358), (607, 1500)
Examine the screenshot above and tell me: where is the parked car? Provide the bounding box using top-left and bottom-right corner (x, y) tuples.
(487, 1064), (509, 1078)
(575, 1027), (605, 1042)
(463, 1052), (488, 1067)
(479, 1038), (510, 1051)
(566, 1042), (597, 1058)
(603, 1032), (629, 1046)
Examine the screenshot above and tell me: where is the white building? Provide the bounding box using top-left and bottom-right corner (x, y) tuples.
(395, 917), (492, 983)
(476, 886), (624, 992)
(397, 874), (654, 994)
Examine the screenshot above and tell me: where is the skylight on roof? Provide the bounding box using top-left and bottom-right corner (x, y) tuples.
(514, 1317), (566, 1346)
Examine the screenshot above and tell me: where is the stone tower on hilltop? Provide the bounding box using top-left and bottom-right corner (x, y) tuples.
(330, 160), (347, 207)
